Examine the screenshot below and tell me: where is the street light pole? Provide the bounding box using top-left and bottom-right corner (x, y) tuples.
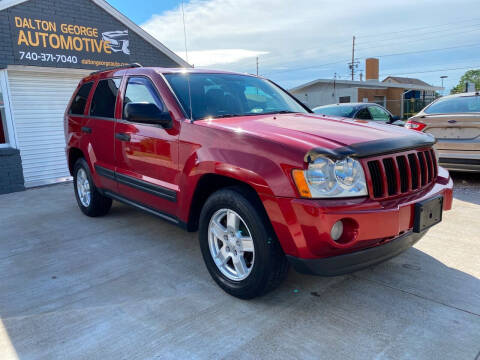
(440, 75), (448, 95)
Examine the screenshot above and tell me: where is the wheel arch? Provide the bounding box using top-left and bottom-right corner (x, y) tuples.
(68, 147), (85, 175)
(186, 173), (272, 233)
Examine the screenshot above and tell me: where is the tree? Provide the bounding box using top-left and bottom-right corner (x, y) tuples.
(450, 69), (480, 94)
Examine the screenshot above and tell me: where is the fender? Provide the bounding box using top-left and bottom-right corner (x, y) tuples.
(177, 147), (283, 222)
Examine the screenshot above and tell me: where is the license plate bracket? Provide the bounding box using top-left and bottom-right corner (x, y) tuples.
(413, 195), (443, 233)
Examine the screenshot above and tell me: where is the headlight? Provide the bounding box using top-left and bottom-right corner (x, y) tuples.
(292, 156), (368, 198)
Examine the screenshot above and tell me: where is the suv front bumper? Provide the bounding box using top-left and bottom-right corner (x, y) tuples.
(287, 229), (425, 275)
(264, 167), (453, 269)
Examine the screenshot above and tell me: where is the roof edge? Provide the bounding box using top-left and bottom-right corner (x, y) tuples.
(290, 78), (443, 92)
(0, 0), (191, 68)
(0, 0), (29, 11)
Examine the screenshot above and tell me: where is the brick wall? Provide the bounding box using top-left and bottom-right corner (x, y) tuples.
(386, 87), (404, 118)
(0, 148), (25, 194)
(357, 87), (404, 117)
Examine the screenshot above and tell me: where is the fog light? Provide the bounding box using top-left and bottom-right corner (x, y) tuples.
(331, 221), (344, 242)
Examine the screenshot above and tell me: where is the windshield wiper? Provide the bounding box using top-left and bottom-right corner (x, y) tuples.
(198, 114), (239, 120)
(261, 110), (298, 115)
(197, 111), (298, 121)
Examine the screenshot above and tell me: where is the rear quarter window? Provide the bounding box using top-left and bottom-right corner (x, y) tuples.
(69, 82), (93, 115)
(90, 78), (121, 118)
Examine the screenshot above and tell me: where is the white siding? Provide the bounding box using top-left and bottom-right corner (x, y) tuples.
(291, 84), (358, 109)
(8, 70), (88, 187)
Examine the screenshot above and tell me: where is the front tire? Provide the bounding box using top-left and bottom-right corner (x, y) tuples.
(199, 187), (289, 299)
(73, 158), (112, 217)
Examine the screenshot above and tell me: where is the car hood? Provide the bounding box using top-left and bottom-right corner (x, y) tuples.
(196, 113), (434, 157)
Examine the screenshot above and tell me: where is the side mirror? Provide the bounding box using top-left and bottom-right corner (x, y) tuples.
(124, 102), (172, 128)
(392, 120), (406, 127)
(390, 115), (401, 122)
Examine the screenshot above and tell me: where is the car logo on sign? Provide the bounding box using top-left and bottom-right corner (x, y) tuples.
(102, 30), (130, 55)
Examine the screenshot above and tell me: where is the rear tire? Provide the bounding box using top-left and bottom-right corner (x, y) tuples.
(199, 187), (289, 299)
(73, 158), (112, 217)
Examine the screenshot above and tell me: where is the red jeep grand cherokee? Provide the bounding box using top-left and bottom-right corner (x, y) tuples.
(65, 65), (453, 299)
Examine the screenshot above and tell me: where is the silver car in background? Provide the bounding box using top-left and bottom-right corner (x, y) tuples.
(406, 92), (480, 172)
(313, 102), (404, 126)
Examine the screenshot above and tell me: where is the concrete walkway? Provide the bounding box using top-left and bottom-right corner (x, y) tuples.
(0, 178), (479, 360)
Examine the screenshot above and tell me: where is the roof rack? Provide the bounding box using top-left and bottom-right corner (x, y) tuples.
(90, 63), (142, 75)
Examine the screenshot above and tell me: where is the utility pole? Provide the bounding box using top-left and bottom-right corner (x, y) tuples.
(332, 72), (337, 98)
(348, 36), (359, 81)
(256, 56), (259, 76)
(351, 36), (355, 80)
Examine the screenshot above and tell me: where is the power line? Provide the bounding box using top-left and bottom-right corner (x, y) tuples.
(264, 42), (480, 76)
(380, 65), (480, 77)
(354, 17), (480, 40)
(367, 42), (480, 59)
(256, 18), (480, 75)
(356, 29), (480, 57)
(356, 24), (480, 48)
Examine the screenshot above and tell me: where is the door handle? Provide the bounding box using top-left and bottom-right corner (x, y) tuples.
(81, 126), (92, 134)
(115, 132), (131, 142)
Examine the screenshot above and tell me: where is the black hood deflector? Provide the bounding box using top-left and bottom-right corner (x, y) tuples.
(305, 133), (436, 163)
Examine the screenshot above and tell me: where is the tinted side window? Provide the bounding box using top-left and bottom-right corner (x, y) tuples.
(356, 108), (372, 120)
(368, 106), (390, 121)
(123, 77), (164, 119)
(69, 82), (93, 115)
(90, 78), (121, 118)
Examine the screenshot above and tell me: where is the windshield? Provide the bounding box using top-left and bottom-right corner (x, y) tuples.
(164, 73), (309, 120)
(424, 95), (480, 114)
(313, 105), (357, 118)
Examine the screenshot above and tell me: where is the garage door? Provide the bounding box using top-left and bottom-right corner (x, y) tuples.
(8, 70), (89, 187)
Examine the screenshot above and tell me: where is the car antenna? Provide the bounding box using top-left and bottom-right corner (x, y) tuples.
(181, 0), (194, 123)
(187, 73), (193, 123)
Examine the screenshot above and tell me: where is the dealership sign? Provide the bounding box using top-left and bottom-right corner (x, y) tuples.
(10, 13), (132, 68)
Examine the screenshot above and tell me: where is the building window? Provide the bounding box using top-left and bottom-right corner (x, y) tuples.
(374, 96), (386, 107)
(339, 96), (350, 103)
(0, 87), (9, 145)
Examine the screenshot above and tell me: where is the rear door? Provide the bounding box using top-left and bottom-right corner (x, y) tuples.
(85, 77), (121, 190)
(114, 75), (180, 217)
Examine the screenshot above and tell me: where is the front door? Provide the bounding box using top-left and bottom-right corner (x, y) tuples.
(114, 76), (180, 217)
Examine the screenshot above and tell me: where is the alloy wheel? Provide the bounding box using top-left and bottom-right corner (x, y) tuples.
(76, 168), (91, 207)
(207, 208), (255, 281)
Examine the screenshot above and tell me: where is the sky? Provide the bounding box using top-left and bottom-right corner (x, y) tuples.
(107, 0), (479, 92)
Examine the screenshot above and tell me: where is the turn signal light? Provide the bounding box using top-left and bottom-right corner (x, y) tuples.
(405, 120), (427, 132)
(292, 170), (312, 198)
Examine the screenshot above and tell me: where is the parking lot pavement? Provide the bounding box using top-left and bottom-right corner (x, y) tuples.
(0, 174), (479, 360)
